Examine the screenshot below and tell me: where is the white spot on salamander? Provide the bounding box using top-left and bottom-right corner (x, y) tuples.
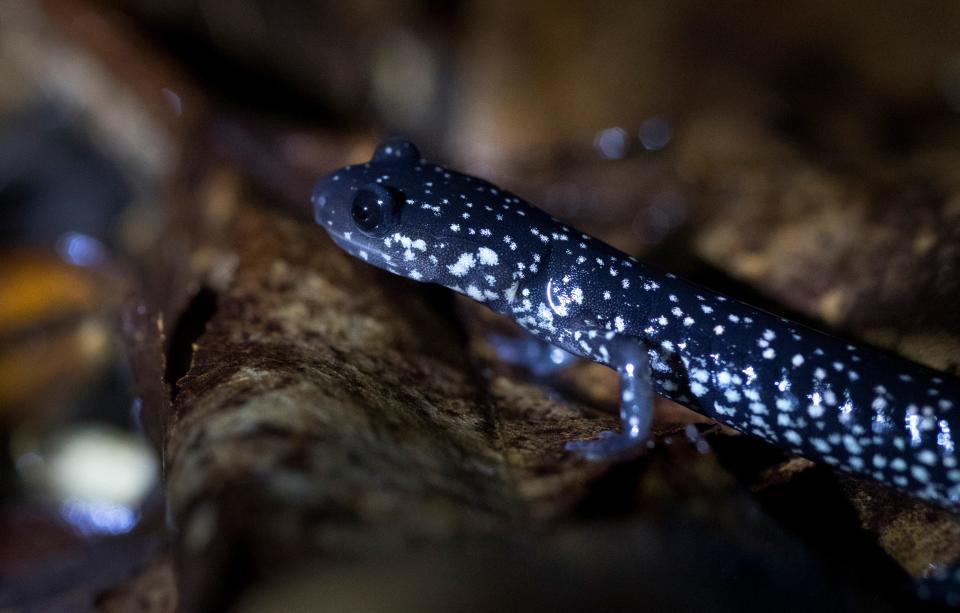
(466, 285), (485, 301)
(504, 281), (520, 304)
(447, 252), (476, 277)
(477, 247), (499, 265)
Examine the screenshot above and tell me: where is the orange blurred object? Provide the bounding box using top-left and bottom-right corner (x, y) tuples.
(0, 251), (114, 422)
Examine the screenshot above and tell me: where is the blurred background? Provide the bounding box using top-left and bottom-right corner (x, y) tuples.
(2, 0), (960, 611)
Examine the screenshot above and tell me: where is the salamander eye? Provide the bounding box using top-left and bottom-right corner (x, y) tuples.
(351, 183), (399, 235)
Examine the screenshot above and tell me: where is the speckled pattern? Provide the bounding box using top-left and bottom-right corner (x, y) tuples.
(312, 140), (960, 508)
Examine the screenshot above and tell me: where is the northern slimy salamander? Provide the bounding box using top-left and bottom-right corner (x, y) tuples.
(311, 139), (960, 510)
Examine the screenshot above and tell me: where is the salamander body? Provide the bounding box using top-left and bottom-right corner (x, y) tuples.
(312, 139), (960, 509)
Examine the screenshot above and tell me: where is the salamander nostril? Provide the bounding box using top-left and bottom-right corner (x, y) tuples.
(310, 180), (327, 207)
(312, 192), (327, 225)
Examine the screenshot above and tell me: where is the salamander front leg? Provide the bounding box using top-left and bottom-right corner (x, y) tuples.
(488, 333), (578, 376)
(565, 338), (654, 460)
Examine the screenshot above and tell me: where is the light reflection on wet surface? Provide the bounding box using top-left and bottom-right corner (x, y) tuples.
(15, 425), (158, 537)
(55, 231), (107, 268)
(593, 126), (628, 159)
(639, 116), (672, 151)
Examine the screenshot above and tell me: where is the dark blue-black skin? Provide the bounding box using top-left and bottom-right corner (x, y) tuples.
(312, 139), (960, 509)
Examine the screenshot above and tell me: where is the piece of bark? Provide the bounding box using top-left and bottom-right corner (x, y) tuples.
(155, 174), (500, 609)
(96, 552), (177, 613)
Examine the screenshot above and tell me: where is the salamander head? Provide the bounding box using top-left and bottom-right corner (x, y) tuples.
(312, 140), (546, 306)
(312, 139), (442, 279)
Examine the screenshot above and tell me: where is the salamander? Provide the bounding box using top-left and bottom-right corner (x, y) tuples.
(311, 139), (960, 510)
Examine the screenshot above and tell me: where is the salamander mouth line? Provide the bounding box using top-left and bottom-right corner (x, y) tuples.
(326, 232), (383, 260)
